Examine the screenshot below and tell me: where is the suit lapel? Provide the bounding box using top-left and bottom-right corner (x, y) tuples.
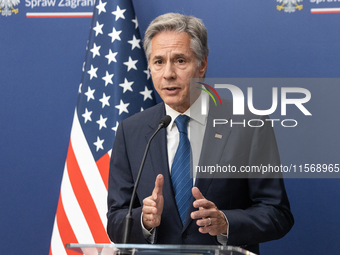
(146, 103), (183, 228)
(183, 99), (233, 231)
(196, 99), (233, 191)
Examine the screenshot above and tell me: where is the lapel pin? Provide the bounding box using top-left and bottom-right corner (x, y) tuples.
(215, 133), (222, 139)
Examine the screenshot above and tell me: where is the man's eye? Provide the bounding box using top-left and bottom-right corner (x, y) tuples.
(155, 60), (163, 64)
(178, 59), (185, 63)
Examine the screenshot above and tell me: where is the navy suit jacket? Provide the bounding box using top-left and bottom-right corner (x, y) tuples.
(107, 100), (294, 254)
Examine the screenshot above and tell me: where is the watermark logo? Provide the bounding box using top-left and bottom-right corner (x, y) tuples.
(200, 83), (311, 117)
(0, 0), (20, 16)
(277, 0), (303, 12)
(194, 79), (312, 128)
(216, 84), (310, 116)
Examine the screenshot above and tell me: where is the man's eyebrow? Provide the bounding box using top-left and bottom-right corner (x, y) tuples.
(173, 53), (186, 58)
(152, 53), (187, 60)
(152, 55), (163, 60)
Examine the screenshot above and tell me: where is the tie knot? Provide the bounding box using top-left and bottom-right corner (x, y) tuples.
(175, 115), (190, 134)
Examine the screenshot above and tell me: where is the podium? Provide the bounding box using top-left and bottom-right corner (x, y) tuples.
(66, 244), (256, 255)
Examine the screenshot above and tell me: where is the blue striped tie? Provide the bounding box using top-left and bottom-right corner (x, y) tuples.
(171, 115), (192, 225)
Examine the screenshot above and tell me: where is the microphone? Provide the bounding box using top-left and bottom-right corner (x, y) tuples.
(158, 115), (171, 129)
(122, 115), (171, 244)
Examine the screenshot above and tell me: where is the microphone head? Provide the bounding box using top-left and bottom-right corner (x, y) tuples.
(159, 115), (172, 128)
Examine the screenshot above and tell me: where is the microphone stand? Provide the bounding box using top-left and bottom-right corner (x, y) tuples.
(122, 115), (171, 245)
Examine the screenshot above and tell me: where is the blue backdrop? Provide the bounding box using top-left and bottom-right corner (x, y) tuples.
(1, 0), (339, 254)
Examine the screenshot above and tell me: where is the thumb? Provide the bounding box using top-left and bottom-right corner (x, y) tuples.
(192, 187), (205, 200)
(152, 174), (164, 199)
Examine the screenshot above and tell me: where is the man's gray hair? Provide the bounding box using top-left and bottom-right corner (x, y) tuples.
(144, 13), (209, 66)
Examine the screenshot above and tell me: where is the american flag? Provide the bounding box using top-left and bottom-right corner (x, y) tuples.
(49, 0), (156, 254)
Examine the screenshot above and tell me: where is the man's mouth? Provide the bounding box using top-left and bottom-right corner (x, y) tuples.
(163, 87), (181, 95)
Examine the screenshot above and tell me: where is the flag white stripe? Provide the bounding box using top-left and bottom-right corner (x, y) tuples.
(61, 164), (95, 243)
(71, 109), (108, 228)
(311, 8), (340, 12)
(50, 217), (68, 255)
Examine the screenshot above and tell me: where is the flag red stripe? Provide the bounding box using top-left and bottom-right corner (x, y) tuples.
(311, 10), (340, 13)
(66, 142), (110, 243)
(26, 12), (93, 18)
(55, 195), (79, 255)
(311, 8), (340, 13)
(27, 15), (92, 18)
(96, 153), (110, 191)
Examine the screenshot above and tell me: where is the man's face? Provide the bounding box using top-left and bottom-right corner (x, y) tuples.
(149, 31), (207, 113)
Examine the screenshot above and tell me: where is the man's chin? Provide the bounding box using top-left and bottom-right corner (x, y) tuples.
(165, 101), (191, 113)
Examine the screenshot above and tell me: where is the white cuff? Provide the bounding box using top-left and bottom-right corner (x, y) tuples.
(216, 211), (229, 245)
(140, 213), (156, 243)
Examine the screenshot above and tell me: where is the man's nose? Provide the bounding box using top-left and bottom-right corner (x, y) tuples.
(163, 62), (176, 80)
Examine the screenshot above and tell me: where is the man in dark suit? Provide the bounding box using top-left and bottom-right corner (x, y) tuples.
(107, 13), (294, 254)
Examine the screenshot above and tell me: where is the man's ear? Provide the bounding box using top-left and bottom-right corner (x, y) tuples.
(199, 56), (208, 78)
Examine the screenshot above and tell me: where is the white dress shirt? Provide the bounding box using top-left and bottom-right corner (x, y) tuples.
(165, 95), (207, 182)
